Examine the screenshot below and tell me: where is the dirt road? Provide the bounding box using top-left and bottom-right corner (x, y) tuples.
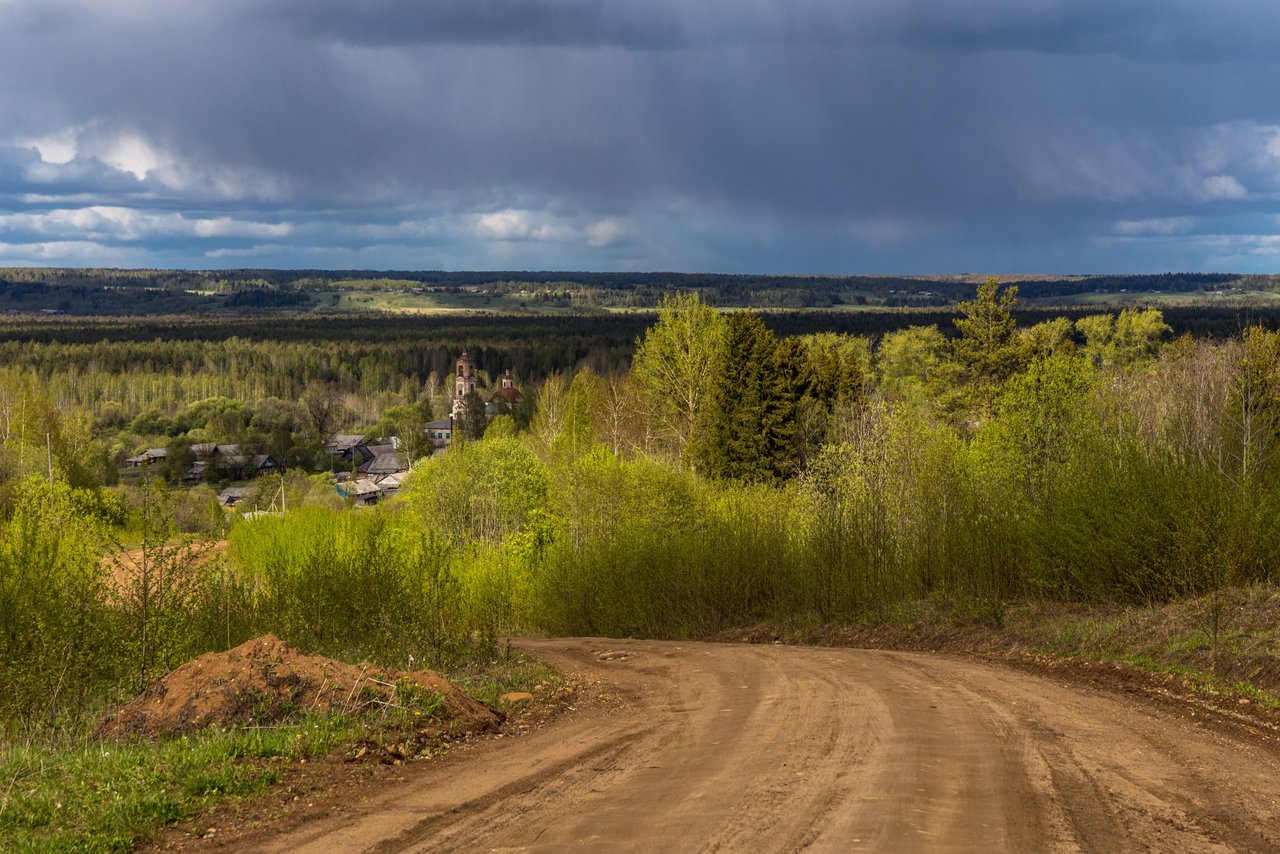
(246, 638), (1280, 852)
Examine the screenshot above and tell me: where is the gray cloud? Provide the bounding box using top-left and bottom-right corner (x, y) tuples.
(0, 0), (1278, 272)
(252, 0), (1280, 61)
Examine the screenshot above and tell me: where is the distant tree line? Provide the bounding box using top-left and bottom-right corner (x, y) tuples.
(3, 267), (1276, 315)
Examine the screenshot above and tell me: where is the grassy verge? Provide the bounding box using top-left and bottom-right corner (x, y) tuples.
(0, 717), (358, 853)
(1002, 585), (1280, 709)
(722, 583), (1280, 710)
(448, 642), (564, 708)
(0, 652), (558, 854)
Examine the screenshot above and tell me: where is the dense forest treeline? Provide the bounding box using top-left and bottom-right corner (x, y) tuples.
(0, 265), (1258, 295)
(1, 306), (1277, 437)
(3, 266), (1278, 314)
(3, 284), (1280, 733)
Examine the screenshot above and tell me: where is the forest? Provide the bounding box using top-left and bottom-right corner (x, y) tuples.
(4, 266), (1280, 313)
(3, 281), (1280, 735)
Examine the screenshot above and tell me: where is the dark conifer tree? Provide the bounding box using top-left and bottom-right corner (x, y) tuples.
(696, 311), (796, 481)
(457, 390), (489, 441)
(954, 278), (1024, 417)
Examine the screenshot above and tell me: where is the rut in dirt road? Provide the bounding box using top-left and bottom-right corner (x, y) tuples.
(243, 639), (1280, 853)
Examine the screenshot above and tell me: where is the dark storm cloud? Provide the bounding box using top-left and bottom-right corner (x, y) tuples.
(259, 0), (1280, 61)
(0, 0), (1278, 271)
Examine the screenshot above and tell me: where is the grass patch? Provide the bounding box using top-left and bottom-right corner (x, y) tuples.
(722, 584), (1280, 712)
(0, 649), (558, 853)
(0, 715), (359, 853)
(448, 646), (564, 708)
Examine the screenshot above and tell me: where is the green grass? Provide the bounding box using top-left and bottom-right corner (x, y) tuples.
(0, 715), (359, 853)
(1022, 289), (1280, 307)
(727, 585), (1280, 713)
(298, 287), (598, 315)
(0, 651), (559, 853)
(448, 646), (563, 708)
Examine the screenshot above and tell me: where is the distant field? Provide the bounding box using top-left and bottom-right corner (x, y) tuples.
(1020, 289), (1280, 308)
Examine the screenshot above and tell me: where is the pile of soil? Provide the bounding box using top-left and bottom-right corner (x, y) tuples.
(96, 634), (501, 739)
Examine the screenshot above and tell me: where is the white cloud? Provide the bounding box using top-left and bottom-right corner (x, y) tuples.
(530, 222), (578, 241)
(97, 132), (164, 180)
(473, 209), (611, 244)
(1200, 233), (1280, 252)
(8, 122), (292, 200)
(190, 216), (292, 238)
(11, 124), (166, 181)
(204, 244), (292, 258)
(1200, 174), (1247, 201)
(0, 206), (292, 241)
(474, 210), (535, 241)
(585, 217), (626, 247)
(19, 192), (130, 205)
(1114, 216), (1196, 235)
(0, 239), (144, 265)
(13, 127), (80, 165)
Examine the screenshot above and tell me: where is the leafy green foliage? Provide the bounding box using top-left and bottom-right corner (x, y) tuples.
(1077, 307), (1171, 370)
(874, 325), (956, 407)
(0, 480), (116, 727)
(631, 292), (727, 460)
(5, 296), (1280, 746)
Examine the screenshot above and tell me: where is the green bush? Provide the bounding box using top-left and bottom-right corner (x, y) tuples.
(0, 479), (120, 729)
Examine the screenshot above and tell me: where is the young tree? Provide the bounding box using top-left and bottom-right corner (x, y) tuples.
(299, 381), (343, 444)
(954, 279), (1023, 418)
(381, 401), (435, 463)
(1020, 317), (1075, 360)
(1227, 326), (1280, 491)
(531, 372), (570, 453)
(875, 325), (952, 404)
(456, 390), (488, 442)
(632, 292), (727, 462)
(978, 351), (1098, 503)
(1077, 308), (1170, 371)
(160, 436), (192, 484)
(590, 370), (645, 456)
(552, 369), (598, 460)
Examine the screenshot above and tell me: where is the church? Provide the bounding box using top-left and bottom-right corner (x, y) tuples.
(424, 350), (523, 447)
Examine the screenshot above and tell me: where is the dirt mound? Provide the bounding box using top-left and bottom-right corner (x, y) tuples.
(96, 634), (501, 739)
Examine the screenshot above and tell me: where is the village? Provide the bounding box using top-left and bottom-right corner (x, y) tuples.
(121, 349), (522, 511)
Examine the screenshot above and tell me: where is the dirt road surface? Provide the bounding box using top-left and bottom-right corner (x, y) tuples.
(244, 638), (1280, 853)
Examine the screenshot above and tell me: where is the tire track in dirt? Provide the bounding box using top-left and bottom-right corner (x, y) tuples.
(236, 639), (1280, 853)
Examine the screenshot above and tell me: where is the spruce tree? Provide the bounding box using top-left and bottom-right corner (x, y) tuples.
(954, 278), (1023, 417)
(696, 311), (795, 481)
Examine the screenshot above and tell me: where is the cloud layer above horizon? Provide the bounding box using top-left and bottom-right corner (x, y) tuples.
(1, 0), (1279, 273)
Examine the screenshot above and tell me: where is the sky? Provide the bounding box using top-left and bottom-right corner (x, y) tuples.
(1, 0), (1279, 274)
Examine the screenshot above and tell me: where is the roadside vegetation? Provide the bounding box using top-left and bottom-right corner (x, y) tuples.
(3, 280), (1280, 848)
(1, 715), (361, 852)
(721, 585), (1280, 711)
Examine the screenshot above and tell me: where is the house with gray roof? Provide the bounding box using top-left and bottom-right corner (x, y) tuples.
(425, 417), (453, 447)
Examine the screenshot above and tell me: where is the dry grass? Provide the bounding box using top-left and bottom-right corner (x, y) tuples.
(718, 583), (1280, 709)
